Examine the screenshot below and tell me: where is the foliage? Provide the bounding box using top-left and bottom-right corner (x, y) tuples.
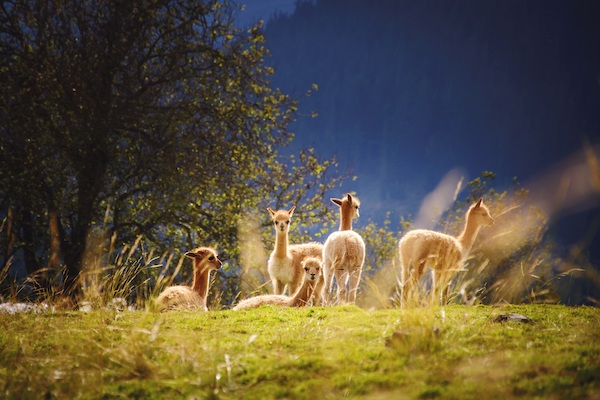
(0, 305), (598, 399)
(0, 0), (342, 298)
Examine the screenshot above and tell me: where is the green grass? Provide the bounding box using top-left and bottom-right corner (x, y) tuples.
(1, 304), (599, 399)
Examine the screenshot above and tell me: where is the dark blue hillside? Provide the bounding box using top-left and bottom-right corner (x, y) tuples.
(262, 0), (600, 223)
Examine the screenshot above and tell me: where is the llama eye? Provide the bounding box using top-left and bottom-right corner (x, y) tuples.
(304, 267), (308, 271)
(286, 221), (290, 225)
(208, 256), (215, 261)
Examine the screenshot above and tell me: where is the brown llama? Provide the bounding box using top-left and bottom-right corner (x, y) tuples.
(155, 247), (222, 311)
(399, 198), (494, 307)
(267, 206), (323, 301)
(234, 257), (323, 310)
(322, 194), (366, 305)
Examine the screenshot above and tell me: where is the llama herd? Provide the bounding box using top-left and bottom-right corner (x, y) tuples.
(156, 194), (494, 311)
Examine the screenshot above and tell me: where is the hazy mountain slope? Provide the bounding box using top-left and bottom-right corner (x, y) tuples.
(263, 0), (600, 217)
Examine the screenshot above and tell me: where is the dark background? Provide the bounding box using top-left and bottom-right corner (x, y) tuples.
(238, 0), (600, 294)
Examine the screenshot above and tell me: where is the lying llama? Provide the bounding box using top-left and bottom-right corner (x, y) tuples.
(267, 206), (323, 301)
(234, 257), (323, 310)
(322, 194), (366, 304)
(399, 198), (494, 306)
(155, 247), (222, 311)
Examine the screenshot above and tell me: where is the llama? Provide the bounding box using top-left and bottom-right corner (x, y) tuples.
(399, 198), (494, 307)
(155, 247), (222, 311)
(322, 193), (366, 304)
(234, 257), (323, 310)
(267, 206), (323, 298)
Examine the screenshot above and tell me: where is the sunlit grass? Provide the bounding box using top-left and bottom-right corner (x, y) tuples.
(0, 305), (598, 399)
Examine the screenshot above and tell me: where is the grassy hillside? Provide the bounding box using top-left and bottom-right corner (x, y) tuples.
(1, 304), (598, 399)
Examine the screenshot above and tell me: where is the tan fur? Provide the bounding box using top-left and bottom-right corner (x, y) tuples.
(323, 194), (366, 304)
(234, 257), (323, 310)
(267, 206), (323, 296)
(155, 247), (222, 311)
(399, 198), (494, 306)
(155, 286), (204, 311)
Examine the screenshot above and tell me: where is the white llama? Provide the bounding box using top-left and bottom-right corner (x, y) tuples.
(267, 206), (323, 299)
(234, 257), (323, 310)
(399, 198), (494, 306)
(155, 247), (222, 311)
(322, 193), (366, 304)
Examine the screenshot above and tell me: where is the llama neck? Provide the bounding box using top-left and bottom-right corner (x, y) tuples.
(273, 229), (289, 258)
(192, 268), (211, 308)
(289, 280), (315, 306)
(457, 216), (481, 255)
(339, 210), (353, 231)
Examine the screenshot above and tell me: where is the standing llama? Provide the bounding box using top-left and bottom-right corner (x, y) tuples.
(267, 206), (324, 302)
(399, 198), (494, 307)
(156, 247), (222, 311)
(234, 257), (324, 310)
(322, 194), (366, 304)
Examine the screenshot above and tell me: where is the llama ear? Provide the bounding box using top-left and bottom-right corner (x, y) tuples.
(346, 193), (353, 202)
(476, 198), (483, 208)
(186, 249), (208, 259)
(331, 198), (342, 207)
(267, 208), (275, 217)
(288, 205), (296, 216)
(185, 251), (200, 259)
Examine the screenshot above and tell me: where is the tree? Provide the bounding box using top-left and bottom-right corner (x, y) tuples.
(0, 0), (341, 298)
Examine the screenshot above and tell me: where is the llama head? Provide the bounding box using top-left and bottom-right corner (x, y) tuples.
(185, 247), (222, 271)
(467, 198), (495, 226)
(267, 206), (295, 234)
(302, 257), (322, 282)
(331, 193), (360, 219)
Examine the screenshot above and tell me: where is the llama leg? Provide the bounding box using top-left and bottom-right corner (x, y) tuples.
(401, 260), (415, 308)
(401, 276), (411, 308)
(313, 290), (322, 306)
(288, 279), (301, 297)
(323, 261), (335, 304)
(403, 258), (426, 308)
(273, 279), (284, 295)
(402, 273), (419, 308)
(430, 269), (438, 305)
(431, 268), (450, 305)
(441, 284), (450, 305)
(334, 268), (348, 304)
(439, 270), (452, 305)
(400, 251), (412, 308)
(347, 267), (362, 304)
(313, 280), (324, 306)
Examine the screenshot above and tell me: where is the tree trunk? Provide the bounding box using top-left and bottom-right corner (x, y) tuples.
(47, 207), (62, 271)
(1, 206), (16, 272)
(21, 208), (40, 276)
(62, 159), (107, 298)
